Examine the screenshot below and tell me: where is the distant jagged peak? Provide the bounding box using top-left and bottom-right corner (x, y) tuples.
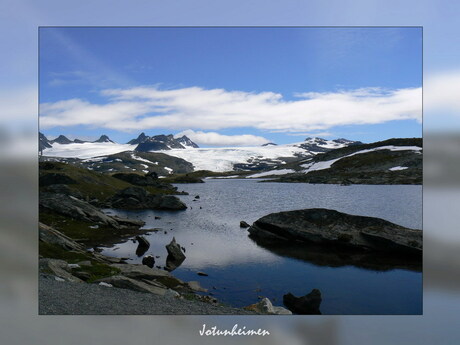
(130, 132), (199, 152)
(93, 134), (114, 143)
(51, 134), (72, 145)
(127, 132), (147, 145)
(261, 142), (277, 146)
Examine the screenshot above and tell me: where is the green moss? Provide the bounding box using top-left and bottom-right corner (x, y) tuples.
(72, 264), (121, 283)
(155, 276), (182, 289)
(39, 241), (91, 263)
(39, 210), (139, 246)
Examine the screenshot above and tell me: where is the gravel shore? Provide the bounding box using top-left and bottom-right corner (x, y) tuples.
(39, 275), (255, 315)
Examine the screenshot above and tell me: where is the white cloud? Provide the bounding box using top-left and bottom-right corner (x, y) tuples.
(175, 129), (269, 146)
(40, 85), (422, 133)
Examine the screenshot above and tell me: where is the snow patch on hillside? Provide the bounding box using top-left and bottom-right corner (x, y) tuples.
(158, 145), (306, 172)
(43, 143), (136, 159)
(247, 169), (296, 178)
(302, 146), (422, 174)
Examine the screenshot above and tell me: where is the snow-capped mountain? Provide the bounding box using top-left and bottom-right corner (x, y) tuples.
(297, 137), (362, 152)
(128, 133), (199, 151)
(244, 138), (423, 185)
(155, 137), (361, 172)
(40, 132), (360, 173)
(175, 135), (200, 149)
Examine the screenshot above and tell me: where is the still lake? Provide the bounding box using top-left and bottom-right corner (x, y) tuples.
(101, 179), (422, 314)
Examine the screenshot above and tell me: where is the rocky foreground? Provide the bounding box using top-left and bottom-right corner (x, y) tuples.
(248, 208), (422, 254)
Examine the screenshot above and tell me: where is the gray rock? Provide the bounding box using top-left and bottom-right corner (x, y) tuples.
(39, 258), (83, 283)
(94, 275), (167, 295)
(109, 263), (172, 280)
(244, 297), (292, 315)
(39, 222), (85, 252)
(248, 208), (422, 253)
(158, 195), (187, 210)
(108, 187), (187, 210)
(283, 289), (322, 315)
(187, 281), (208, 292)
(165, 237), (186, 271)
(164, 289), (181, 298)
(40, 193), (120, 228)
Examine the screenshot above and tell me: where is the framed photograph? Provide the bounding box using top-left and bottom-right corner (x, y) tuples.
(39, 26), (422, 315)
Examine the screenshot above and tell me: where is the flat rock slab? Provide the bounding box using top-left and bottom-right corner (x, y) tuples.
(110, 263), (172, 280)
(94, 275), (168, 295)
(248, 208), (421, 253)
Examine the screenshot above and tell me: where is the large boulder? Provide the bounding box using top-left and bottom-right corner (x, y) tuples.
(248, 208), (421, 254)
(142, 255), (155, 268)
(108, 187), (187, 210)
(165, 237), (186, 271)
(40, 192), (144, 230)
(283, 289), (322, 315)
(40, 192), (120, 228)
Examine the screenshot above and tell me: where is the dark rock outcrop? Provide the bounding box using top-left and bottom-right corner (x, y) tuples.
(107, 187), (187, 211)
(248, 208), (421, 254)
(283, 289), (322, 315)
(39, 132), (52, 152)
(142, 255), (155, 268)
(39, 173), (77, 186)
(240, 221), (250, 228)
(135, 236), (150, 257)
(112, 172), (167, 187)
(93, 135), (114, 143)
(41, 184), (83, 199)
(165, 237), (186, 271)
(39, 192), (145, 230)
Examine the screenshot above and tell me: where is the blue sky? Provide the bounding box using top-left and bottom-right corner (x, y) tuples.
(39, 27), (422, 145)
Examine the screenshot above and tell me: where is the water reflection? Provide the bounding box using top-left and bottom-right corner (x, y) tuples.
(248, 234), (422, 272)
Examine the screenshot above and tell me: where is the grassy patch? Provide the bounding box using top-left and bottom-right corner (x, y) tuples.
(39, 241), (91, 263)
(72, 264), (121, 283)
(39, 210), (142, 246)
(40, 161), (135, 201)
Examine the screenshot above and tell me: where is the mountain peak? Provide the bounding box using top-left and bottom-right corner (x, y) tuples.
(51, 135), (72, 145)
(129, 133), (199, 152)
(94, 134), (114, 143)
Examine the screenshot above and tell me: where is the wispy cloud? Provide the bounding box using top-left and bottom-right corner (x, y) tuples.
(175, 129), (269, 146)
(40, 84), (422, 134)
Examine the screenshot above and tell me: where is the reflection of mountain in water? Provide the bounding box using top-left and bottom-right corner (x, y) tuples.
(249, 235), (422, 272)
